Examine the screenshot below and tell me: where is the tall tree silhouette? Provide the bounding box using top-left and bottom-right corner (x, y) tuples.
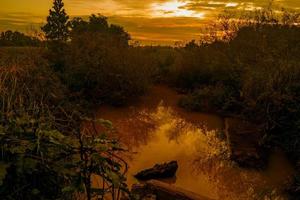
(42, 0), (69, 41)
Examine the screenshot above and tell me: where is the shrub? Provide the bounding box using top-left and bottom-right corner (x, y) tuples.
(0, 48), (66, 111)
(0, 48), (128, 200)
(179, 84), (240, 113)
(64, 15), (155, 105)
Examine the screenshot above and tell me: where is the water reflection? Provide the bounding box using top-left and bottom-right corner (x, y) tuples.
(96, 86), (293, 200)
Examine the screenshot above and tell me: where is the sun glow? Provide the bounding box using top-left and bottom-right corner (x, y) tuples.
(151, 0), (205, 18)
(226, 2), (239, 7)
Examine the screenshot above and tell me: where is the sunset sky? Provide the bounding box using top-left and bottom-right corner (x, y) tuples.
(0, 0), (299, 45)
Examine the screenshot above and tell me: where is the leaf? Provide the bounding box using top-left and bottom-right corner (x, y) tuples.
(23, 158), (39, 170)
(105, 170), (121, 187)
(41, 130), (65, 144)
(95, 119), (113, 129)
(0, 162), (10, 185)
(94, 144), (108, 152)
(62, 186), (77, 193)
(91, 153), (106, 164)
(0, 125), (6, 136)
(31, 188), (40, 195)
(9, 144), (29, 154)
(63, 163), (77, 169)
(97, 133), (107, 140)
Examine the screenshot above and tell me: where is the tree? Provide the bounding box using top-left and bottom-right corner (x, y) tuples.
(69, 14), (130, 47)
(42, 0), (69, 41)
(184, 40), (199, 49)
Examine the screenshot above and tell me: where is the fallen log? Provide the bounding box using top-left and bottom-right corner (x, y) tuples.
(135, 161), (178, 180)
(132, 180), (215, 200)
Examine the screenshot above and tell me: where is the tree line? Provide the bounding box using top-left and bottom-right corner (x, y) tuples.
(0, 30), (41, 47)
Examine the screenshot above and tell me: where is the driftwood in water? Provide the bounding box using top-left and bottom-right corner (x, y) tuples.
(135, 161), (178, 180)
(132, 180), (215, 200)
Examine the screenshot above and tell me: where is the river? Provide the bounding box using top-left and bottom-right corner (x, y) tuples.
(94, 85), (294, 200)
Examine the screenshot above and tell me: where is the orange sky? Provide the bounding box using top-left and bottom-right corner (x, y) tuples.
(0, 0), (299, 45)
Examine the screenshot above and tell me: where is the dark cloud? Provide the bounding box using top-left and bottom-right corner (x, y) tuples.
(181, 0), (300, 14)
(0, 12), (44, 32)
(108, 16), (210, 45)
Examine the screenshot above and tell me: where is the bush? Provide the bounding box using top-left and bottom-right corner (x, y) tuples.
(0, 48), (66, 110)
(179, 84), (240, 113)
(169, 41), (238, 91)
(0, 48), (128, 200)
(63, 15), (155, 105)
(141, 46), (177, 83)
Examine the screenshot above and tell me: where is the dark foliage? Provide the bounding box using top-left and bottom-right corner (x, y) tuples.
(0, 34), (128, 200)
(170, 13), (300, 198)
(63, 15), (153, 105)
(0, 31), (41, 47)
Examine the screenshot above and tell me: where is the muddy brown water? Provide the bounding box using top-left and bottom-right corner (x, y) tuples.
(94, 85), (294, 200)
